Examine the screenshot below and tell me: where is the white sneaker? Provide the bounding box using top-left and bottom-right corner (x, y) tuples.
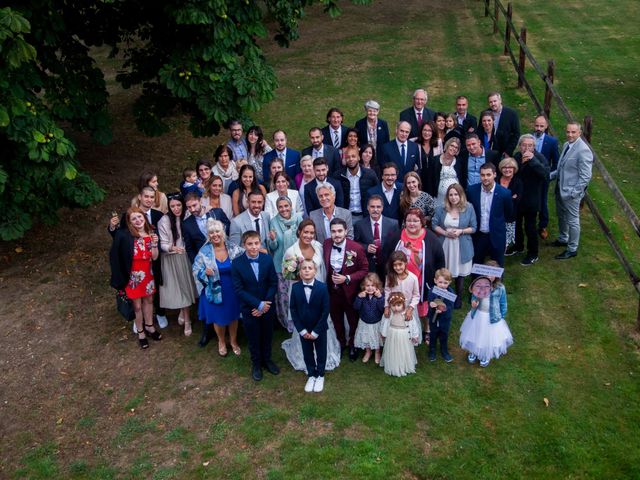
(304, 377), (316, 393)
(313, 376), (324, 393)
(132, 323), (138, 334)
(156, 315), (169, 329)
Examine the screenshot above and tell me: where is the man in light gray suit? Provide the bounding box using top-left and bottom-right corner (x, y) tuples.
(229, 190), (271, 252)
(550, 122), (593, 259)
(309, 183), (353, 244)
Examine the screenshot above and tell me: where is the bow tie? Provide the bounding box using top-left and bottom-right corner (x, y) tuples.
(332, 245), (342, 252)
(303, 284), (313, 289)
(248, 258), (260, 264)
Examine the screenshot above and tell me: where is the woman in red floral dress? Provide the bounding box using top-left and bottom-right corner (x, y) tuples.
(110, 207), (162, 349)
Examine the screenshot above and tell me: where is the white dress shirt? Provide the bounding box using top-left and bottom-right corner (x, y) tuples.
(479, 183), (495, 233)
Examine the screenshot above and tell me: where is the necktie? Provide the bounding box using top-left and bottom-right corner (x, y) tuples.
(278, 151), (285, 160)
(401, 143), (406, 166)
(332, 245), (342, 252)
(254, 218), (261, 235)
(333, 130), (340, 148)
(417, 112), (422, 125)
(561, 144), (570, 159)
(373, 222), (380, 241)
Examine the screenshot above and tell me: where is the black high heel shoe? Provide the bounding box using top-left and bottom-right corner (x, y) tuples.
(138, 331), (149, 349)
(144, 322), (162, 341)
(199, 324), (212, 348)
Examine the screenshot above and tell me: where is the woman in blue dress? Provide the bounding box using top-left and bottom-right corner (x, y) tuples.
(193, 219), (245, 356)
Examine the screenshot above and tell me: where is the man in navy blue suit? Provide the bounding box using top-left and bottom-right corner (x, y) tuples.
(380, 121), (419, 180)
(467, 163), (514, 267)
(398, 89), (435, 139)
(262, 129), (301, 184)
(366, 163), (402, 223)
(231, 231), (279, 381)
(322, 107), (350, 149)
(289, 259), (330, 393)
(182, 192), (230, 264)
(533, 115), (560, 239)
(301, 127), (342, 174)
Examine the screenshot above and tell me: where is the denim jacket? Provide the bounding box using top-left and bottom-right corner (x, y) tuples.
(489, 284), (507, 324)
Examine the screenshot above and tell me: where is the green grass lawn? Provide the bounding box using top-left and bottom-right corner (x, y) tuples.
(10, 1), (640, 479)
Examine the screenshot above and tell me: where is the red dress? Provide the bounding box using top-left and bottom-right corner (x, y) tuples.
(125, 236), (156, 300)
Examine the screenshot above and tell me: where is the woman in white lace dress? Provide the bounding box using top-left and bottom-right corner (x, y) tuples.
(280, 219), (341, 372)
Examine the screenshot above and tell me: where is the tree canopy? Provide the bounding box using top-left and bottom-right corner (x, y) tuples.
(0, 0), (367, 240)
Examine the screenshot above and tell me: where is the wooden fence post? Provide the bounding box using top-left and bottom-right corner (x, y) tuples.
(543, 59), (555, 119)
(494, 0), (499, 34)
(485, 0), (489, 16)
(503, 2), (512, 55)
(517, 27), (527, 88)
(583, 115), (593, 144)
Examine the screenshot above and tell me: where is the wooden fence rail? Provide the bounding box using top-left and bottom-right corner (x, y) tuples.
(482, 0), (640, 326)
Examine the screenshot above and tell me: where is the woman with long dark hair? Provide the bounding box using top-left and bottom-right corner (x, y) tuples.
(245, 125), (272, 183)
(231, 164), (267, 216)
(157, 194), (198, 335)
(131, 171), (168, 213)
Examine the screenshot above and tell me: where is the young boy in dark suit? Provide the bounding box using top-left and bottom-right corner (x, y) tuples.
(231, 230), (279, 381)
(426, 268), (455, 363)
(289, 260), (330, 393)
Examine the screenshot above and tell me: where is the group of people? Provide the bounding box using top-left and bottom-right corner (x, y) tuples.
(108, 88), (594, 391)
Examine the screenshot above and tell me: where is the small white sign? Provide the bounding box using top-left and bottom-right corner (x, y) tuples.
(431, 286), (457, 302)
(471, 263), (504, 277)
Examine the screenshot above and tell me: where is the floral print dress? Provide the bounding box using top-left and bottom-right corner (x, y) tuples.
(125, 236), (155, 300)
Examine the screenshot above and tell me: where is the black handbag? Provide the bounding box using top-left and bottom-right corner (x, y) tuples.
(116, 290), (135, 321)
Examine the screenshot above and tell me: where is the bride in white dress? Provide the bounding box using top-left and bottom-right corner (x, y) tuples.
(281, 219), (341, 372)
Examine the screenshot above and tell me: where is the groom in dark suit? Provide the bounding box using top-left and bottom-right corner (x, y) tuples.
(231, 231), (279, 381)
(467, 163), (514, 267)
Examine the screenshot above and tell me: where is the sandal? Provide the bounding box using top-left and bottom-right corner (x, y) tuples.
(184, 320), (192, 337)
(144, 323), (162, 341)
(218, 345), (228, 357)
(231, 345), (241, 356)
(138, 332), (149, 349)
(178, 315), (185, 326)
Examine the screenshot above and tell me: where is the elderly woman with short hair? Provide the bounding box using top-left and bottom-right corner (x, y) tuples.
(193, 219), (245, 356)
(354, 99), (390, 154)
(267, 195), (303, 330)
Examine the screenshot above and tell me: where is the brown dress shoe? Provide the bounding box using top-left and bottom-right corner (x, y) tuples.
(538, 228), (548, 240)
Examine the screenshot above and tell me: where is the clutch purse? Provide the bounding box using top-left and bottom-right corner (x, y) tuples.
(116, 290), (135, 321)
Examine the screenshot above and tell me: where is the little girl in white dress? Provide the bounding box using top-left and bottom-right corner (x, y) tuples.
(379, 292), (420, 377)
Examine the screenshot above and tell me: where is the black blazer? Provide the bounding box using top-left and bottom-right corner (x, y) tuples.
(321, 125), (350, 149)
(424, 155), (468, 198)
(354, 117), (390, 154)
(513, 151), (549, 212)
(301, 144), (342, 174)
(365, 183), (402, 223)
(496, 175), (523, 219)
(493, 106), (521, 156)
(303, 177), (345, 213)
(399, 106), (436, 138)
(456, 113), (478, 134)
(183, 208), (231, 263)
(333, 166), (379, 214)
(109, 229), (134, 290)
(289, 280), (330, 335)
(457, 148), (501, 189)
(354, 215), (400, 273)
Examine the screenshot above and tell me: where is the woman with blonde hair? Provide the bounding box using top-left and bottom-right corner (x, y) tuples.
(192, 219), (245, 356)
(432, 183), (477, 308)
